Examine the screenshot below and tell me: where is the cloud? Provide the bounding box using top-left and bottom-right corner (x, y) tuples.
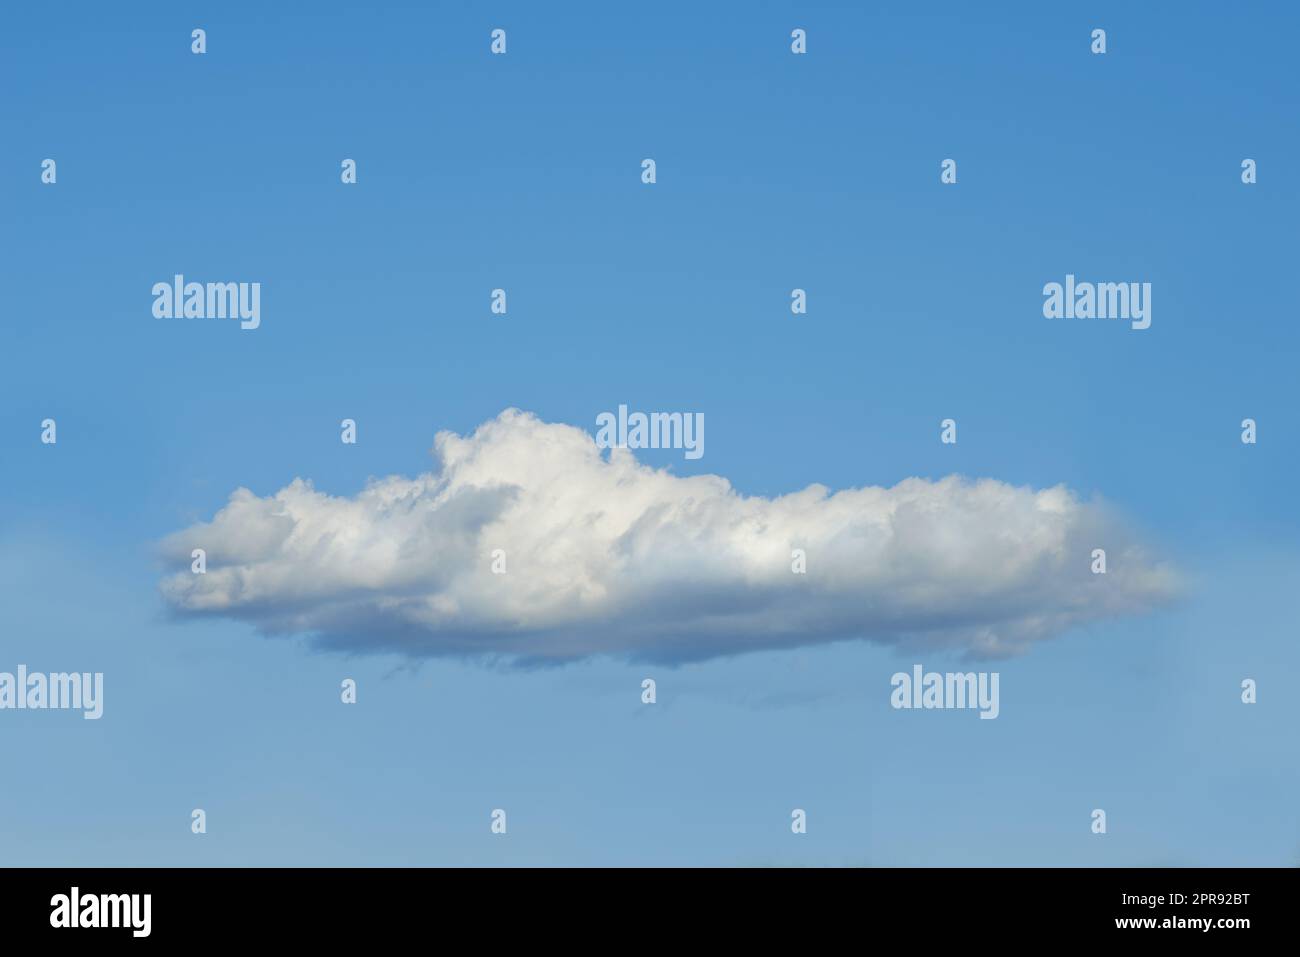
(158, 409), (1178, 663)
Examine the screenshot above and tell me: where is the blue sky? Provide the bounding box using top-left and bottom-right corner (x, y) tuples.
(1, 1), (1296, 865)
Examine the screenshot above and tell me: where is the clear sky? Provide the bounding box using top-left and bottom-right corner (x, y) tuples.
(1, 1), (1296, 866)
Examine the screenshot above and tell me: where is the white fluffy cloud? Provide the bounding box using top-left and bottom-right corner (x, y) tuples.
(159, 409), (1178, 662)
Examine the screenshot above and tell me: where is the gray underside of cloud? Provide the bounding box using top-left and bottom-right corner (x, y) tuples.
(158, 409), (1179, 664)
